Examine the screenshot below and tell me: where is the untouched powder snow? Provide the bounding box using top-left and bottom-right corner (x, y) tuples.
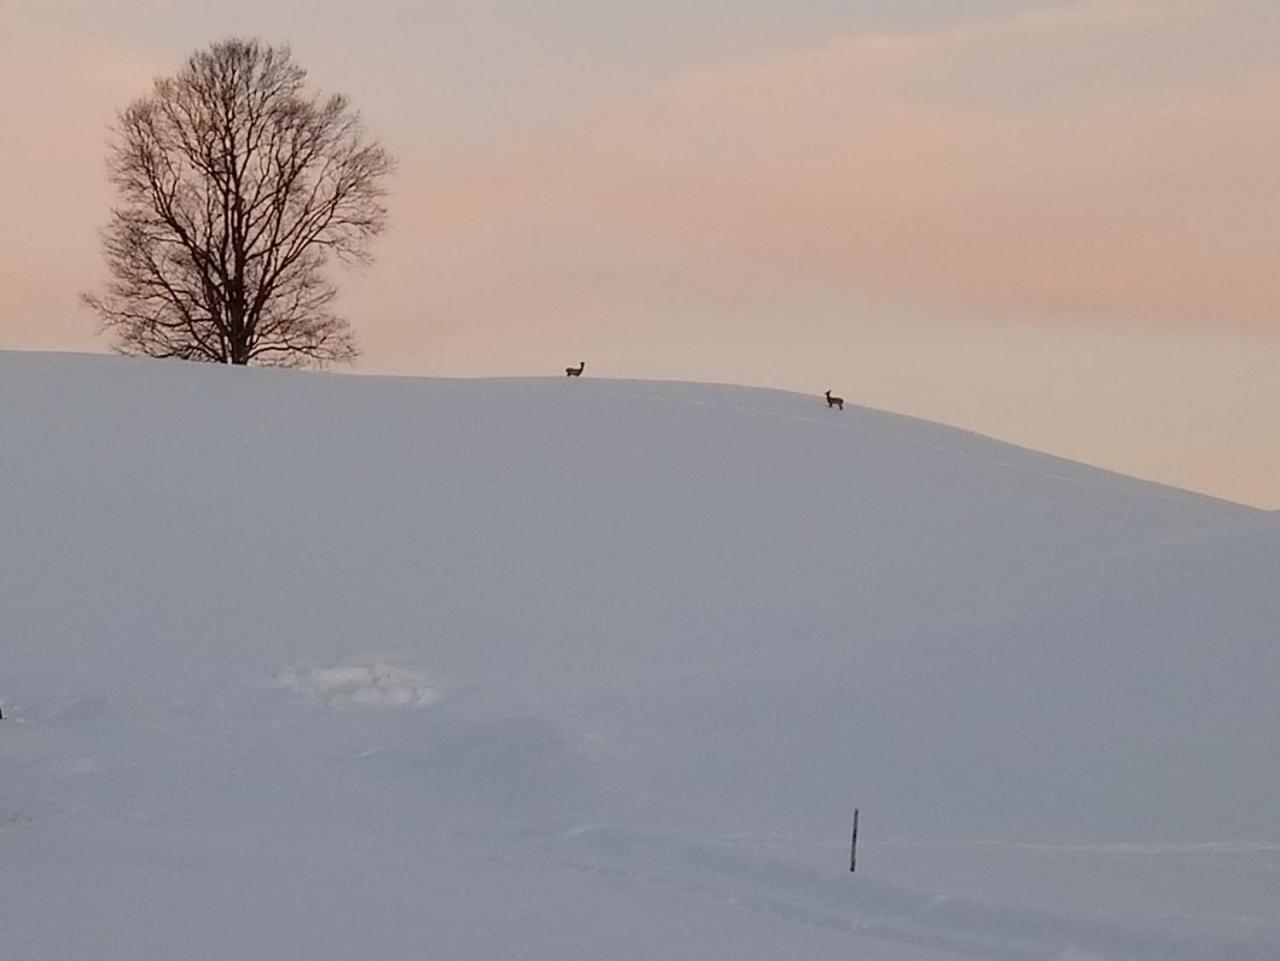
(1, 351), (1277, 960)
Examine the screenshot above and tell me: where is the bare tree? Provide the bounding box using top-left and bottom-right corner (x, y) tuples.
(84, 38), (394, 367)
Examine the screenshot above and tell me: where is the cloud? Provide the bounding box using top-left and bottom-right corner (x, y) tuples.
(417, 0), (1280, 331)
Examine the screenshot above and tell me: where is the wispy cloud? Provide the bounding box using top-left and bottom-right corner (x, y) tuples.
(413, 0), (1280, 331)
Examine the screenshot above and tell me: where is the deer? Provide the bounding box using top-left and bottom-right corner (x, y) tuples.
(565, 361), (585, 377)
(825, 389), (844, 410)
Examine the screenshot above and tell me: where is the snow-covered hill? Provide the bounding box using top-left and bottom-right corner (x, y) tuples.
(2, 351), (1276, 960)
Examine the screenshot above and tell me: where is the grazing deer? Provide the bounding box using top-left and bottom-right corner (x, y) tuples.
(565, 361), (585, 377)
(825, 389), (844, 410)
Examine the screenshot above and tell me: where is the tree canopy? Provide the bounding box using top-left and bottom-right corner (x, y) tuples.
(85, 38), (394, 366)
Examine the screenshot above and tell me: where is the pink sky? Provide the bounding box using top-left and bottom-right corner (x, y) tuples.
(2, 0), (1278, 506)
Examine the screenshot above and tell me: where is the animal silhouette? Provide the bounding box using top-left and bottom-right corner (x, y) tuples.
(565, 361), (585, 377)
(825, 389), (844, 410)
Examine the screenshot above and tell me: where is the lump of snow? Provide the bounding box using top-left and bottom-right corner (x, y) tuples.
(279, 656), (440, 709)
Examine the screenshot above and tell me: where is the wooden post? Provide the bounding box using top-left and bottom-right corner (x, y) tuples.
(850, 808), (859, 873)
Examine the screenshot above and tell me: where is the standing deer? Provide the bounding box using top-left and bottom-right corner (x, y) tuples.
(565, 361), (585, 377)
(825, 389), (844, 410)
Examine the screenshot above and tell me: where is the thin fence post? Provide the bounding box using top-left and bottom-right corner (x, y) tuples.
(850, 808), (859, 873)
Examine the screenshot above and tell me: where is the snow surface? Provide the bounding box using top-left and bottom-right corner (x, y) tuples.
(1, 350), (1277, 960)
(278, 656), (441, 709)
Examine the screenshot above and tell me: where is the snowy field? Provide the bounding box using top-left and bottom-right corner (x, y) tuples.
(1, 351), (1277, 960)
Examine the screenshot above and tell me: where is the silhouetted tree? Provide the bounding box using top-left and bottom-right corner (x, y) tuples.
(84, 38), (394, 366)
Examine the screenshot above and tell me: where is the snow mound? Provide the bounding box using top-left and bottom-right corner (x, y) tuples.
(3, 353), (1278, 960)
(279, 656), (440, 708)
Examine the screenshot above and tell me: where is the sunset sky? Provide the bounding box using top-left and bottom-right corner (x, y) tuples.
(2, 0), (1277, 507)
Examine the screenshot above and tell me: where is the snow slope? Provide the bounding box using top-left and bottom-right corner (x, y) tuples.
(1, 351), (1276, 960)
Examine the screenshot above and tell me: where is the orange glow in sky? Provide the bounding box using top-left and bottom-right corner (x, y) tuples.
(2, 1), (1278, 506)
